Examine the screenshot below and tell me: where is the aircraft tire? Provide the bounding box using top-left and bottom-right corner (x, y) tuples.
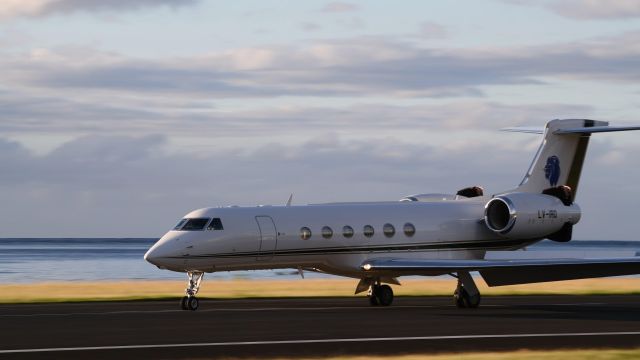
(466, 292), (481, 308)
(453, 288), (480, 308)
(376, 285), (394, 306)
(187, 296), (199, 311)
(180, 296), (189, 310)
(453, 288), (466, 308)
(368, 289), (379, 306)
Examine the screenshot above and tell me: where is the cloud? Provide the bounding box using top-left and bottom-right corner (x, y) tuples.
(301, 22), (321, 32)
(0, 132), (524, 236)
(321, 2), (359, 13)
(552, 0), (640, 19)
(506, 0), (640, 20)
(1, 131), (639, 239)
(2, 31), (638, 106)
(0, 0), (198, 19)
(0, 85), (593, 141)
(419, 22), (448, 39)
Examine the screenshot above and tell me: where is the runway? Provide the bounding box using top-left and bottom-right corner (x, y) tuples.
(1, 295), (640, 359)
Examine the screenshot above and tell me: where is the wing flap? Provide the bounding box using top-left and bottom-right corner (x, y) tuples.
(361, 258), (640, 286)
(480, 260), (640, 285)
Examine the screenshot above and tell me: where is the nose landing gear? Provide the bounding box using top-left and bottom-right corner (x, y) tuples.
(181, 271), (204, 311)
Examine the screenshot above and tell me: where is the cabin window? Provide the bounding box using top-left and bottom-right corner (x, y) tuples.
(300, 227), (312, 240)
(342, 225), (354, 238)
(383, 223), (395, 238)
(363, 225), (374, 238)
(404, 223), (416, 237)
(173, 219), (187, 230)
(208, 218), (224, 230)
(181, 218), (210, 231)
(321, 226), (333, 239)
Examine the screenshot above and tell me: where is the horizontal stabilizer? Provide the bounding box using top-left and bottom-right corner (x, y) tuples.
(554, 125), (640, 134)
(361, 257), (640, 286)
(500, 127), (544, 134)
(501, 121), (640, 136)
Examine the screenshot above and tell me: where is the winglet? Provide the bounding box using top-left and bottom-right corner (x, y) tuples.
(286, 193), (293, 207)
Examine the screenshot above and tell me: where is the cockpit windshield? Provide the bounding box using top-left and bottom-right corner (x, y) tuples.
(173, 219), (187, 230)
(175, 218), (210, 231)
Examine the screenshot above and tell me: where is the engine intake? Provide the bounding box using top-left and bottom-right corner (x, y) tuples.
(485, 197), (515, 232)
(484, 192), (581, 240)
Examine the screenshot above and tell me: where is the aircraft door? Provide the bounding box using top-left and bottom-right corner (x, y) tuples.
(255, 216), (277, 260)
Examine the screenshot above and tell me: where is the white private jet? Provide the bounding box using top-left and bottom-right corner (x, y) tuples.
(145, 119), (640, 311)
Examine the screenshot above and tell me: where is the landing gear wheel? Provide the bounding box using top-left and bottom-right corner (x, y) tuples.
(466, 292), (481, 308)
(180, 296), (189, 310)
(369, 284), (394, 306)
(368, 292), (379, 306)
(453, 287), (480, 308)
(453, 288), (465, 308)
(187, 296), (199, 311)
(376, 285), (394, 306)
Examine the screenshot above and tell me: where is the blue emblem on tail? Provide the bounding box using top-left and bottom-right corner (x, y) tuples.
(544, 155), (561, 187)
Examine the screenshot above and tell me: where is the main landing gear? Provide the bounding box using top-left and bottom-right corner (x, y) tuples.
(358, 272), (481, 308)
(356, 277), (396, 307)
(181, 271), (204, 311)
(368, 282), (394, 307)
(453, 271), (481, 308)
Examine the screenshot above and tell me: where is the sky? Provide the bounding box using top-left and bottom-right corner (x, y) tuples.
(1, 0), (640, 238)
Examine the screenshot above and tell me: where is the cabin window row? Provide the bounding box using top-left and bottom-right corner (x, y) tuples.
(299, 223), (415, 240)
(174, 217), (224, 231)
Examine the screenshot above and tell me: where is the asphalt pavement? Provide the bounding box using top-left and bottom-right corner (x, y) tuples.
(1, 295), (640, 359)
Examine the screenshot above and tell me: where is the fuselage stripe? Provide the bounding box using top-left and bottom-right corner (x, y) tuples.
(170, 238), (535, 259)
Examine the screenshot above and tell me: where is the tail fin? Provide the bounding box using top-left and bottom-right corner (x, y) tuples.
(504, 119), (640, 201)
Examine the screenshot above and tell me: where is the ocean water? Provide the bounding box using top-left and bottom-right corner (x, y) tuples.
(0, 238), (320, 283)
(0, 238), (639, 283)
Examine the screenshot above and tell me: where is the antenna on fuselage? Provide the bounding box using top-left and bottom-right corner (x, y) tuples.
(286, 193), (293, 206)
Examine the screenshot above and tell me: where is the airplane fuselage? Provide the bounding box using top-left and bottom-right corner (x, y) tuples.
(146, 197), (537, 278)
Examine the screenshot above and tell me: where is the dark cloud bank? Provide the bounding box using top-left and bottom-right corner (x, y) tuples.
(1, 133), (638, 239)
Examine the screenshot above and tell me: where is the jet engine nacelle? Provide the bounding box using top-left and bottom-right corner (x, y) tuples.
(484, 192), (581, 240)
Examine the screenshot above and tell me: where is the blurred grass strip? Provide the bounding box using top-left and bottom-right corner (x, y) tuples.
(1, 277), (640, 303)
(269, 348), (640, 360)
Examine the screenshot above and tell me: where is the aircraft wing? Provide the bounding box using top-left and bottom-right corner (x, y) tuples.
(361, 257), (640, 286)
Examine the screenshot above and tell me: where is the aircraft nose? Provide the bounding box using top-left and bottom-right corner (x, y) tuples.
(144, 245), (161, 266)
(144, 246), (156, 264)
(144, 236), (176, 268)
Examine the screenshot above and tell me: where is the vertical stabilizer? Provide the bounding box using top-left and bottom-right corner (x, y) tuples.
(508, 119), (606, 201)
